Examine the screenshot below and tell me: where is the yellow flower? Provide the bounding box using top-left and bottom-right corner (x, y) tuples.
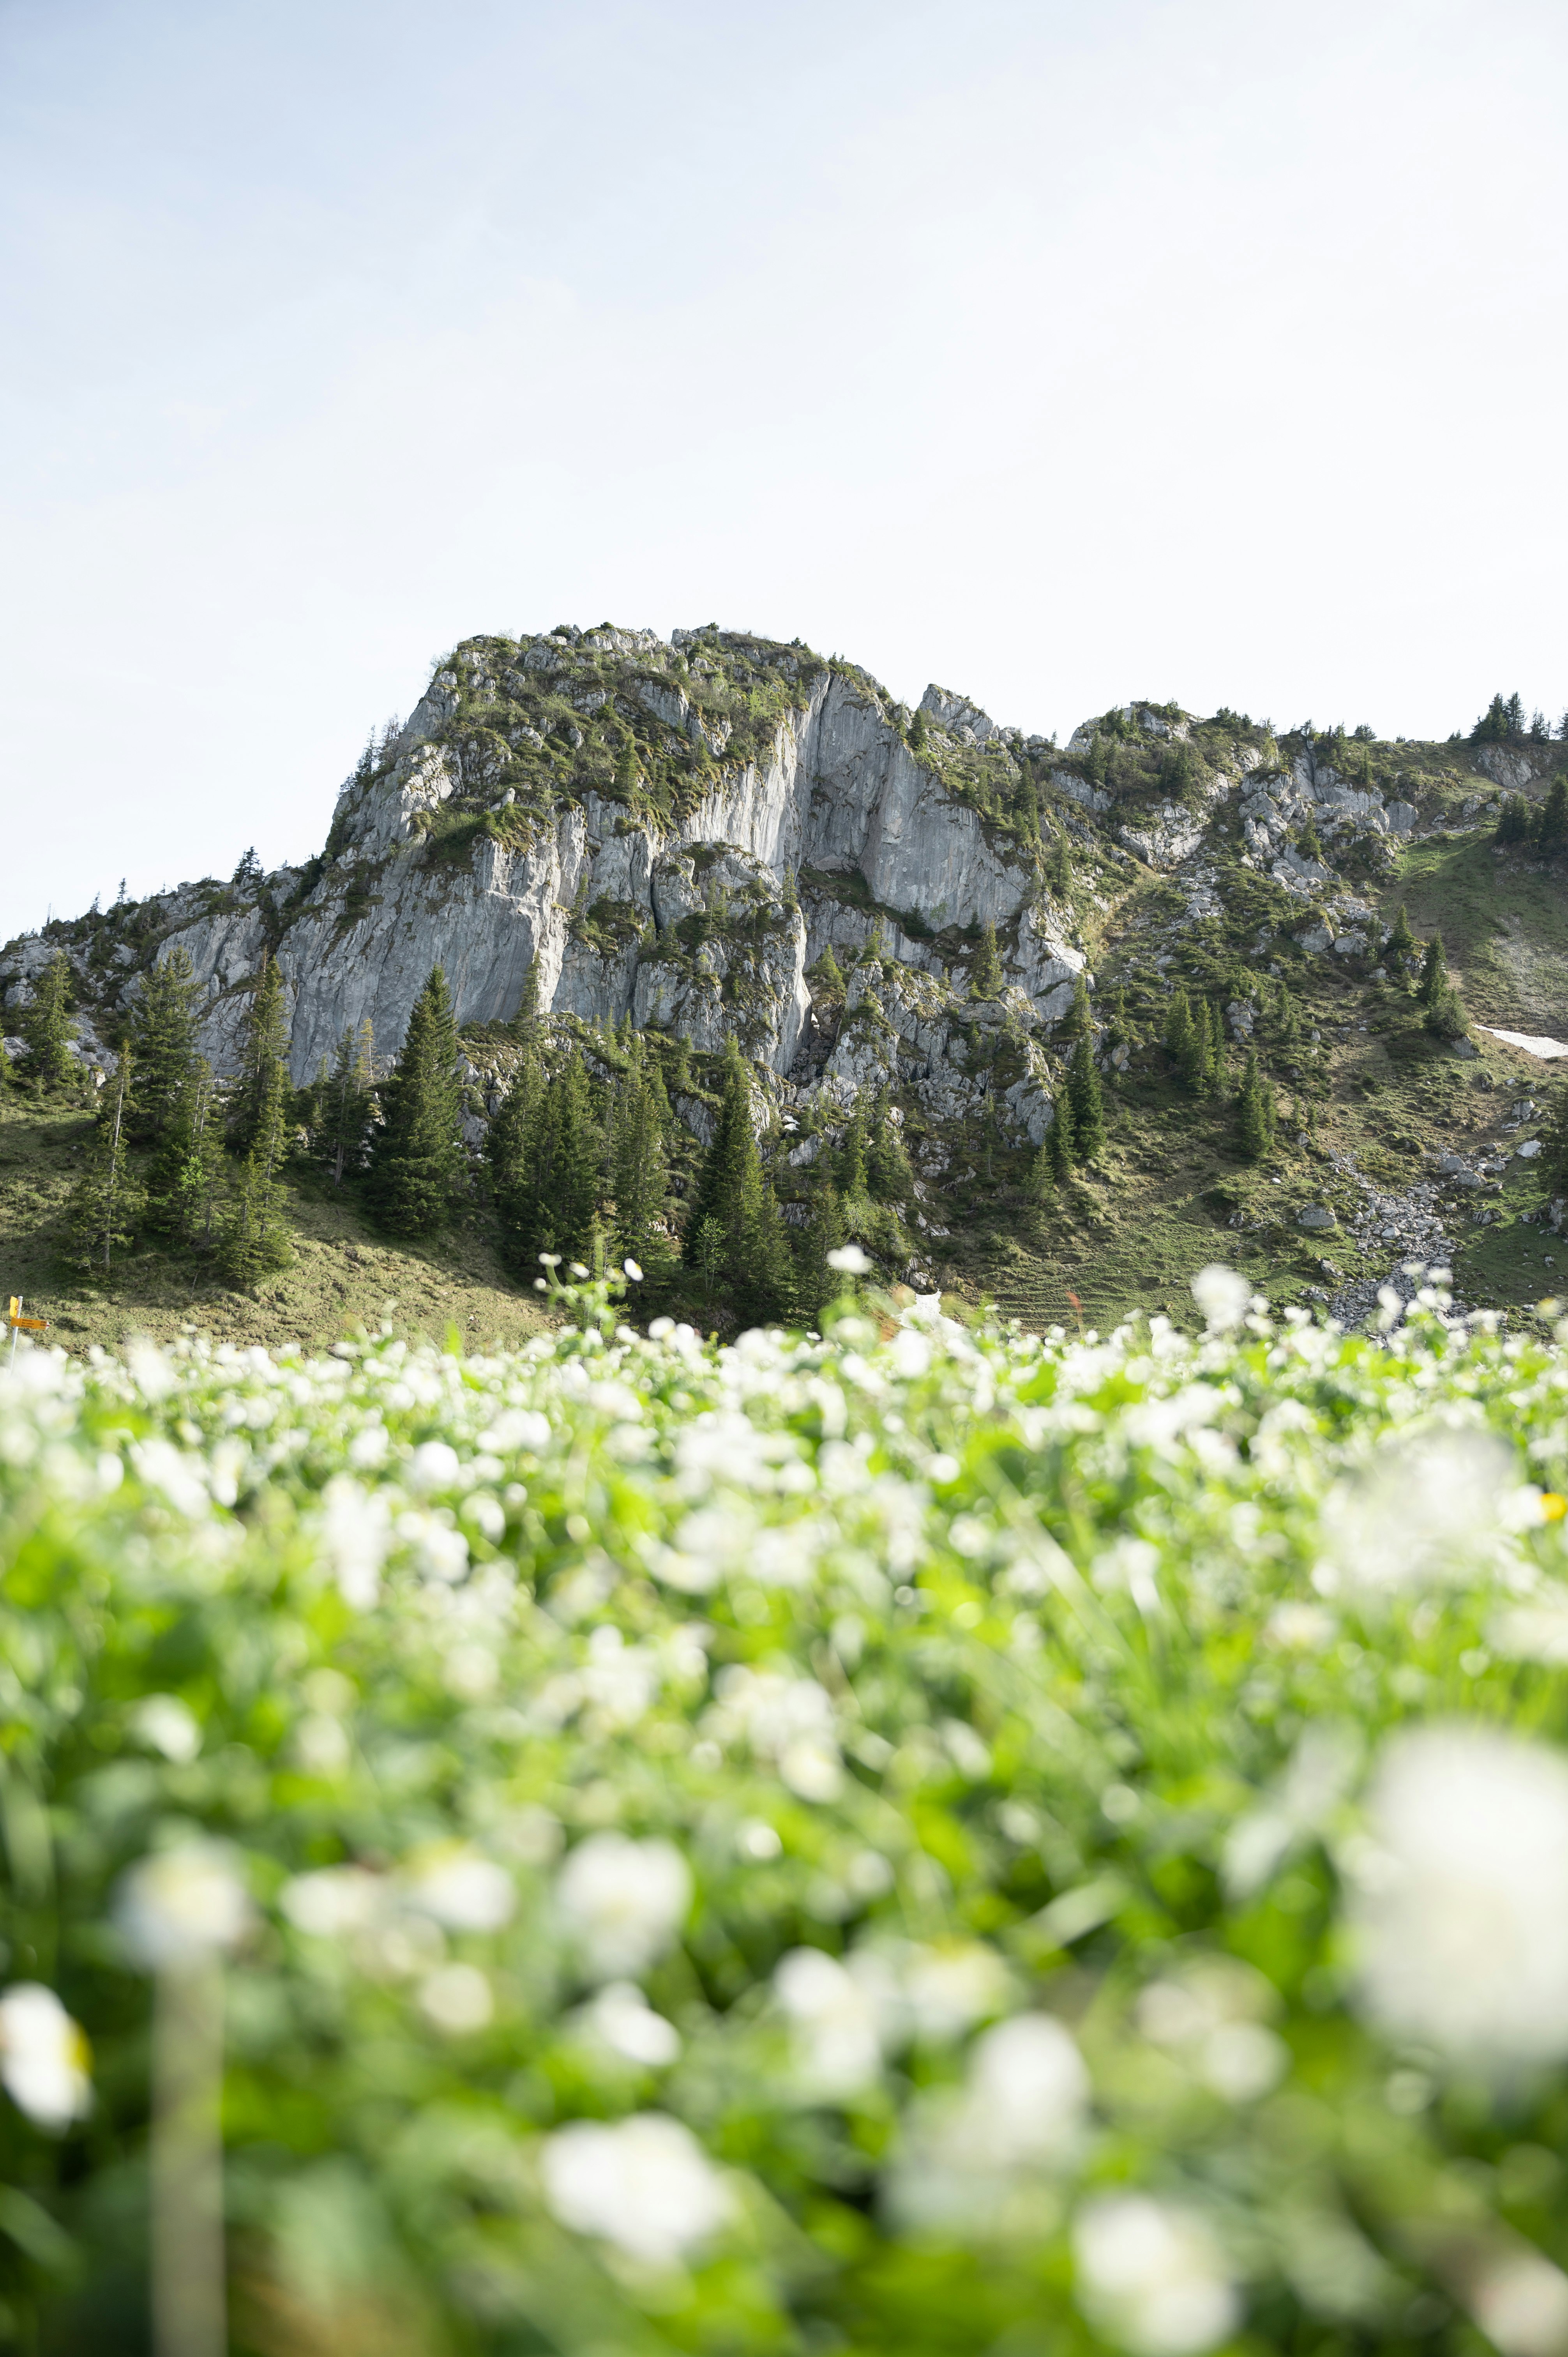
(1542, 1493), (1568, 1523)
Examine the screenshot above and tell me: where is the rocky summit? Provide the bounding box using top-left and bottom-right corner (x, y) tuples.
(5, 623), (1568, 1344)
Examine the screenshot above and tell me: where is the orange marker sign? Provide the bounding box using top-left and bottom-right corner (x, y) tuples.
(6, 1297), (46, 1334)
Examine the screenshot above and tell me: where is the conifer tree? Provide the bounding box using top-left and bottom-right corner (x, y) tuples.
(514, 952), (542, 1047)
(365, 967), (465, 1235)
(1017, 778), (1040, 842)
(614, 735), (639, 798)
(22, 952), (75, 1087)
(794, 1162), (847, 1323)
(1086, 733), (1109, 791)
(1164, 986), (1195, 1077)
(865, 1091), (914, 1201)
(1417, 932), (1449, 1007)
(145, 1057), (222, 1246)
(66, 1047), (141, 1275)
(610, 1047), (671, 1272)
(229, 956), (291, 1156)
(128, 947), (201, 1145)
(1423, 980), (1469, 1042)
(1237, 1051), (1273, 1161)
(1029, 1131), (1055, 1214)
(908, 708), (929, 755)
(1047, 1084), (1075, 1182)
(318, 1020), (376, 1185)
(836, 1101), (869, 1201)
(1536, 776), (1568, 854)
(813, 946), (844, 1000)
(1067, 972), (1093, 1041)
(217, 1145), (294, 1286)
(1201, 1000), (1225, 1097)
(683, 1037), (786, 1316)
(1497, 795), (1532, 847)
(971, 923), (1003, 999)
(1385, 903), (1417, 972)
(492, 1048), (600, 1270)
(1049, 833), (1072, 899)
(1067, 1034), (1105, 1162)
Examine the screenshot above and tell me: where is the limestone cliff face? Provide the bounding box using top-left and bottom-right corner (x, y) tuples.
(0, 621), (1519, 1161)
(151, 640), (1049, 1110)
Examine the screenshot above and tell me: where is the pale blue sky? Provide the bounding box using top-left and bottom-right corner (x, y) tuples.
(2, 0), (1564, 935)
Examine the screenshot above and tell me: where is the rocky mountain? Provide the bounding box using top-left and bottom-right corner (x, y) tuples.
(6, 621), (1568, 1332)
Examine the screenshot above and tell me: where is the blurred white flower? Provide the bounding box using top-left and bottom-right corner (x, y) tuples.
(404, 1848), (516, 1932)
(902, 1942), (1013, 2041)
(418, 1962), (494, 2035)
(556, 1833), (691, 1981)
(826, 1245), (871, 1276)
(1320, 1428), (1518, 1594)
(581, 1981), (682, 2067)
(1264, 1601), (1335, 1653)
(131, 1694), (201, 1763)
(280, 1865), (385, 1938)
(580, 1626), (660, 1727)
(885, 2013), (1089, 2231)
(1467, 2239), (1568, 2357)
(775, 1947), (892, 2098)
(541, 2113), (731, 2265)
(1347, 1723), (1568, 2076)
(1190, 1266), (1250, 1334)
(707, 1668), (843, 1801)
(623, 1259), (644, 1282)
(1074, 2195), (1240, 2356)
(1490, 1589), (1568, 1666)
(408, 1440), (461, 1493)
(319, 1474), (393, 1608)
(117, 1841), (253, 1971)
(1135, 1956), (1286, 2106)
(0, 1985), (91, 2131)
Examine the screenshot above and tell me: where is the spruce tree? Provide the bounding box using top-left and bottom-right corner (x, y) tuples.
(216, 1146), (294, 1286)
(514, 953), (542, 1046)
(1047, 1084), (1075, 1182)
(614, 735), (639, 798)
(836, 1101), (869, 1201)
(1385, 903), (1417, 972)
(229, 956), (291, 1156)
(1237, 1052), (1271, 1161)
(128, 947), (201, 1145)
(1417, 932), (1449, 1007)
(317, 1020), (376, 1185)
(908, 708), (929, 755)
(814, 946), (844, 1000)
(794, 1162), (847, 1324)
(1067, 1034), (1105, 1162)
(1067, 972), (1093, 1041)
(866, 1092), (914, 1201)
(493, 1048), (600, 1270)
(1497, 795), (1532, 847)
(145, 1057), (222, 1246)
(1536, 776), (1568, 854)
(1201, 1000), (1225, 1097)
(1017, 778), (1040, 842)
(365, 968), (465, 1235)
(971, 923), (1003, 999)
(1164, 986), (1195, 1077)
(66, 1047), (141, 1275)
(1423, 981), (1469, 1042)
(683, 1037), (785, 1316)
(22, 952), (74, 1087)
(1049, 832), (1072, 899)
(610, 1050), (671, 1272)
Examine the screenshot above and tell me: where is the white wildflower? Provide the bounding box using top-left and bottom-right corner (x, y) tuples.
(131, 1694), (201, 1763)
(902, 1942), (1013, 2041)
(1074, 2194), (1240, 2356)
(775, 1947), (892, 2098)
(1190, 1265), (1250, 1334)
(0, 1985), (91, 2131)
(280, 1865), (386, 1938)
(404, 1847), (516, 1932)
(886, 2013), (1089, 2231)
(541, 2113), (732, 2265)
(319, 1474), (394, 1608)
(581, 1981), (682, 2067)
(826, 1244), (871, 1276)
(418, 1962), (494, 2035)
(1321, 1427), (1517, 1594)
(117, 1841), (253, 1971)
(555, 1833), (691, 1981)
(1347, 1723), (1568, 2076)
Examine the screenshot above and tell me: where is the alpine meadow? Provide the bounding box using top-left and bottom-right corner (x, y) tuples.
(7, 626), (1568, 2354)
